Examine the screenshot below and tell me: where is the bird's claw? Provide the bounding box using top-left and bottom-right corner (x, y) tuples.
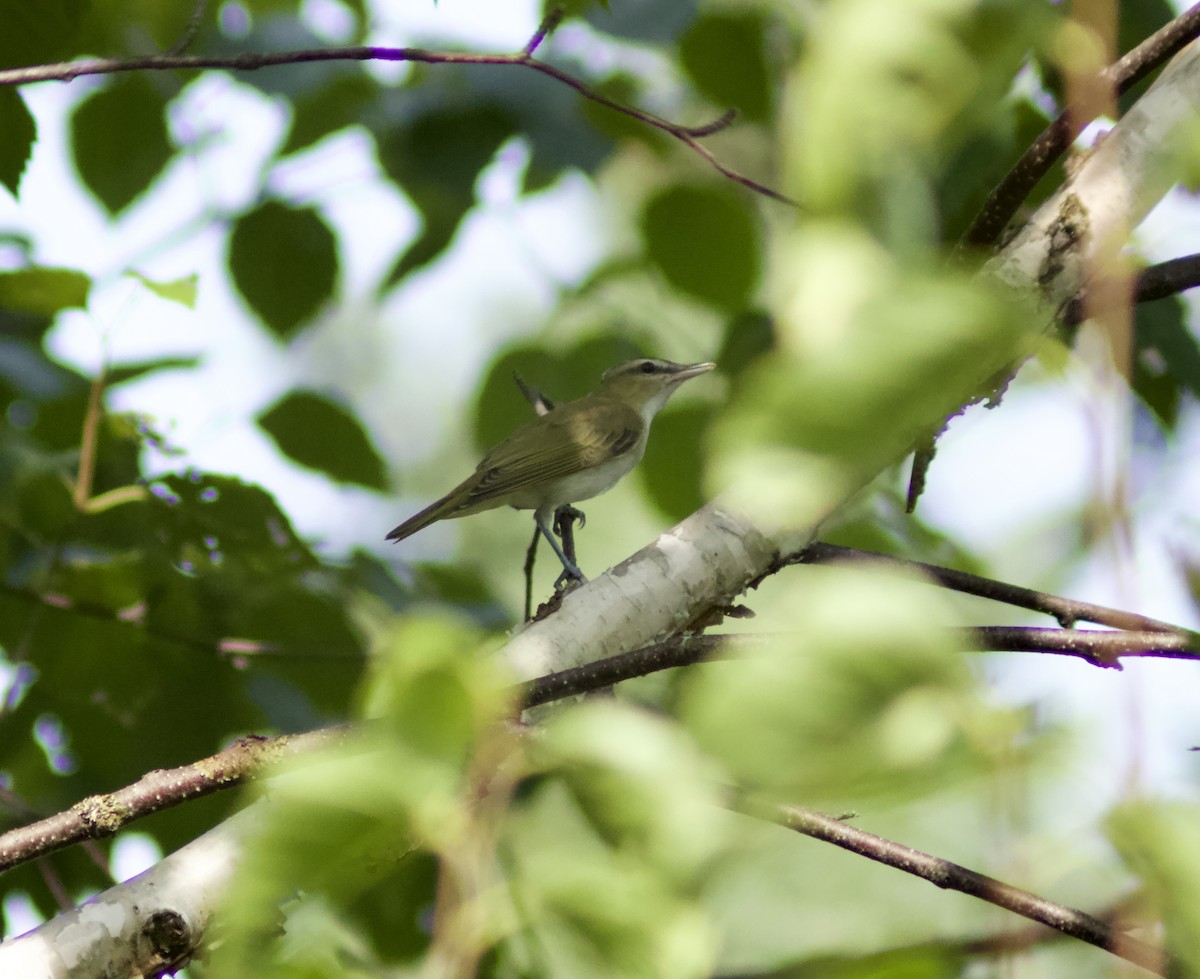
(554, 567), (588, 591)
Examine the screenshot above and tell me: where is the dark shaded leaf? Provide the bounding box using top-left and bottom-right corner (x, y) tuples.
(0, 0), (86, 67)
(258, 390), (387, 490)
(104, 356), (201, 387)
(584, 0), (697, 43)
(1137, 296), (1200, 396)
(1117, 0), (1176, 114)
(0, 88), (36, 199)
(680, 10), (773, 123)
(379, 104), (517, 287)
(283, 72), (377, 155)
(642, 184), (761, 311)
(716, 310), (774, 378)
(0, 267), (90, 317)
(638, 400), (711, 521)
(1132, 295), (1200, 430)
(71, 75), (174, 215)
(229, 202), (338, 338)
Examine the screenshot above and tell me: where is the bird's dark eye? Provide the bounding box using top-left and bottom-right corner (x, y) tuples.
(639, 361), (656, 374)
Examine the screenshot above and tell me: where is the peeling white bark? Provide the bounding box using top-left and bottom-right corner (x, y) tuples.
(503, 501), (795, 680)
(988, 39), (1200, 309)
(0, 805), (264, 978)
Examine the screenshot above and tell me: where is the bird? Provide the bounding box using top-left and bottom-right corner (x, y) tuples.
(386, 357), (715, 582)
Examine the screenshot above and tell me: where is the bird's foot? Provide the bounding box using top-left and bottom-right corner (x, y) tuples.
(554, 566), (588, 591)
(554, 504), (586, 535)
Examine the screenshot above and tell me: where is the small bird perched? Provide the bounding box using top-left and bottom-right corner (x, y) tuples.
(386, 358), (715, 582)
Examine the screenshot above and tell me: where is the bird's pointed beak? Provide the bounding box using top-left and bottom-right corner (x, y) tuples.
(674, 362), (716, 381)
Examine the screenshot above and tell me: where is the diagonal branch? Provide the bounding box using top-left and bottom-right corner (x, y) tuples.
(0, 9), (793, 205)
(962, 2), (1200, 249)
(740, 800), (1166, 975)
(0, 726), (351, 875)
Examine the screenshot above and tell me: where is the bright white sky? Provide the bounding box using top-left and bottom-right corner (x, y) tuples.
(2, 0), (1200, 932)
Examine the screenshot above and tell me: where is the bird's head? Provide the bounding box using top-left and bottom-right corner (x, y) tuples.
(597, 358), (715, 421)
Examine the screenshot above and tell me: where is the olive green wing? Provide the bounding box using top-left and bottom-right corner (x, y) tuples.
(460, 397), (642, 506)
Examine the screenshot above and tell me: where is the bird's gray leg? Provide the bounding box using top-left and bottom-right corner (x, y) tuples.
(535, 508), (586, 585)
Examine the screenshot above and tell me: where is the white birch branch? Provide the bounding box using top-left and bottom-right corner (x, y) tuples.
(0, 805), (264, 978)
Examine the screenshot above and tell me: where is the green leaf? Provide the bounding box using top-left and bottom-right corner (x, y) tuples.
(0, 267), (90, 316)
(642, 185), (761, 311)
(638, 401), (711, 522)
(1109, 801), (1200, 976)
(680, 10), (773, 123)
(0, 88), (35, 199)
(715, 310), (774, 378)
(377, 103), (516, 286)
(584, 0), (697, 43)
(258, 390), (387, 490)
(71, 75), (173, 214)
(283, 72), (377, 155)
(1131, 295), (1200, 431)
(1137, 295), (1200, 396)
(128, 271), (199, 308)
(229, 202), (338, 338)
(1117, 0), (1176, 113)
(107, 356), (201, 386)
(0, 0), (87, 67)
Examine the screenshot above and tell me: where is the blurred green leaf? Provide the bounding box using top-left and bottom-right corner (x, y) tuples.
(680, 10), (774, 123)
(107, 356), (201, 386)
(642, 184), (761, 311)
(0, 441), (77, 540)
(1109, 801), (1200, 976)
(229, 202), (338, 338)
(0, 0), (86, 67)
(258, 390), (387, 490)
(1116, 0), (1176, 114)
(0, 267), (90, 316)
(283, 72), (377, 155)
(708, 225), (1028, 527)
(378, 103), (516, 286)
(128, 271), (199, 308)
(584, 0), (697, 43)
(678, 564), (992, 800)
(1132, 296), (1198, 431)
(71, 75), (174, 215)
(1137, 295), (1200, 395)
(639, 400), (711, 522)
(0, 88), (35, 199)
(716, 310), (774, 378)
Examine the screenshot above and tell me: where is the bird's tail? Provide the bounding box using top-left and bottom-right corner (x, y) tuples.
(385, 492), (460, 542)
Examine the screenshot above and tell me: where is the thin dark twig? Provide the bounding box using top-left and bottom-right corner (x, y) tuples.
(741, 800), (1166, 975)
(963, 3), (1200, 249)
(1063, 252), (1200, 327)
(0, 9), (792, 205)
(523, 7), (564, 57)
(1134, 253), (1200, 304)
(519, 634), (741, 708)
(166, 0), (210, 56)
(794, 542), (1200, 638)
(965, 626), (1200, 666)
